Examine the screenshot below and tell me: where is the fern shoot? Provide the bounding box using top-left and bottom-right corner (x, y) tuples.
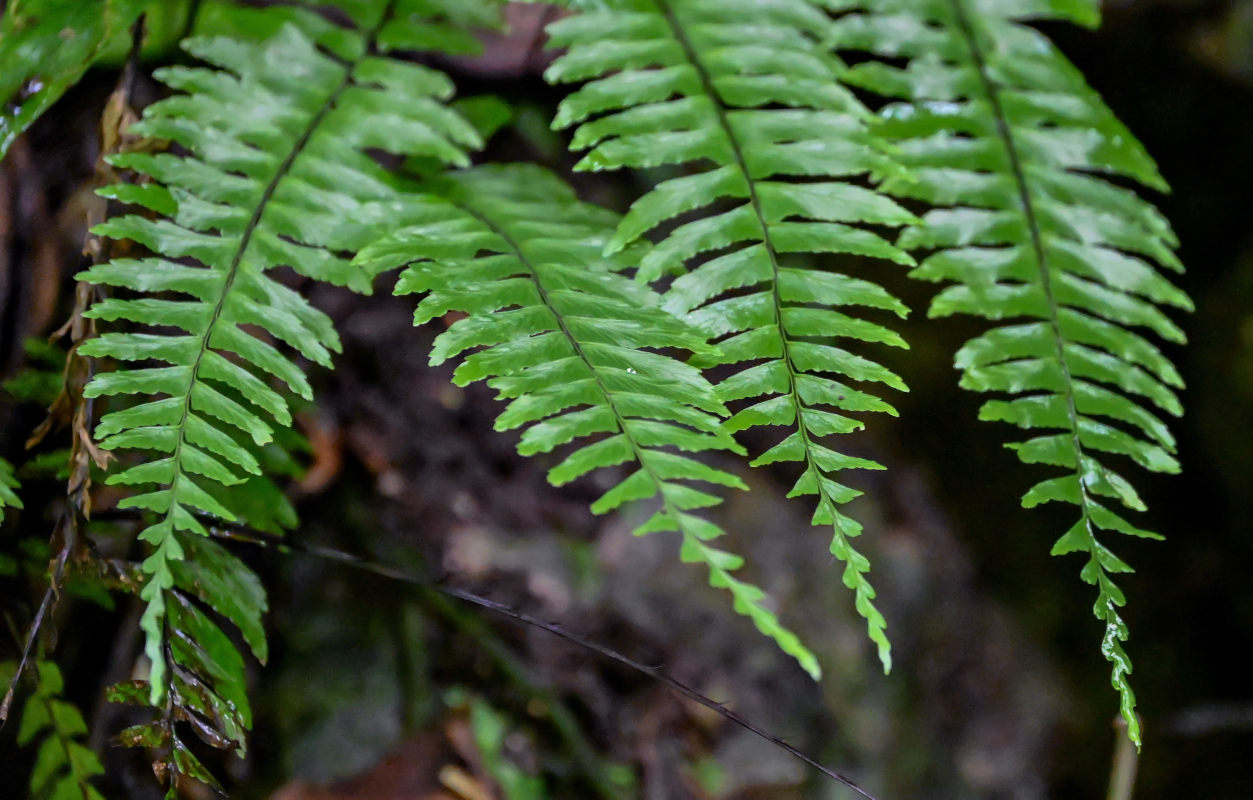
(834, 0), (1191, 744)
(356, 163), (822, 679)
(543, 0), (920, 671)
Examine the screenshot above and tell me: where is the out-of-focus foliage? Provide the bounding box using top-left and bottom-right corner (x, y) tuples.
(0, 457), (20, 521)
(1, 659), (107, 800)
(0, 0), (147, 160)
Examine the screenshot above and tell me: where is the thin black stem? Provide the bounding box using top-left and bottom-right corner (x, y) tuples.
(210, 522), (879, 800)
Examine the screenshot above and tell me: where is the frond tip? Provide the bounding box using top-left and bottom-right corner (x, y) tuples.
(356, 164), (822, 679)
(546, 0), (918, 672)
(836, 0), (1190, 744)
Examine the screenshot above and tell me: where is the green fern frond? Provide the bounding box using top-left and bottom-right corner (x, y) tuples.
(0, 0), (146, 160)
(0, 457), (20, 522)
(77, 0), (483, 711)
(105, 533), (267, 786)
(4, 659), (107, 800)
(835, 0), (1191, 743)
(544, 0), (917, 670)
(355, 163), (821, 679)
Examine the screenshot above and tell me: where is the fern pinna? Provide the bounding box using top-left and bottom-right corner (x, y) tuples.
(356, 164), (821, 679)
(0, 456), (19, 521)
(834, 0), (1191, 742)
(75, 0), (487, 782)
(544, 0), (919, 670)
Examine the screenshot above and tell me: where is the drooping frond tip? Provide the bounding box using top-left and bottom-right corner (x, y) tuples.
(356, 163), (823, 679)
(835, 0), (1189, 744)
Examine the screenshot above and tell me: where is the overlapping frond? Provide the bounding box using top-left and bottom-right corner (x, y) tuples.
(834, 0), (1190, 742)
(543, 0), (917, 668)
(0, 456), (20, 522)
(74, 0), (494, 775)
(0, 0), (146, 159)
(355, 164), (821, 678)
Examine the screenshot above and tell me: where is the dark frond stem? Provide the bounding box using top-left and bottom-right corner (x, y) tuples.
(0, 580), (56, 727)
(417, 583), (625, 800)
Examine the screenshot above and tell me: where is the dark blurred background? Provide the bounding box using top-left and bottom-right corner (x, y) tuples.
(1, 1), (1250, 798)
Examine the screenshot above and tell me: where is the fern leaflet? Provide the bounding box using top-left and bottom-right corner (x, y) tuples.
(835, 0), (1191, 743)
(356, 163), (821, 678)
(0, 456), (20, 522)
(544, 0), (917, 669)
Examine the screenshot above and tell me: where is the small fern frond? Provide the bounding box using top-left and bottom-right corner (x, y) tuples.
(106, 533), (268, 786)
(835, 0), (1191, 743)
(78, 0), (482, 712)
(5, 659), (107, 800)
(0, 457), (20, 522)
(544, 0), (917, 669)
(0, 0), (146, 160)
(356, 163), (821, 679)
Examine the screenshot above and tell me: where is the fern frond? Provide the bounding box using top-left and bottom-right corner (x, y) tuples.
(106, 534), (268, 785)
(0, 0), (146, 160)
(835, 0), (1191, 743)
(77, 0), (483, 713)
(544, 0), (917, 669)
(0, 457), (20, 522)
(6, 659), (107, 800)
(356, 163), (821, 679)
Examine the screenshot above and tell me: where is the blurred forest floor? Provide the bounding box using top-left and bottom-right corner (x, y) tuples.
(1, 1), (1251, 799)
